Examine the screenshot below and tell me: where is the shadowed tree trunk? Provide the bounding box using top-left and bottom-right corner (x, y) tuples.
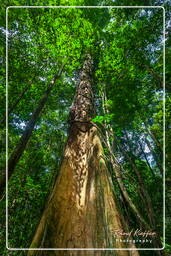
(143, 120), (163, 155)
(0, 66), (64, 197)
(143, 136), (163, 176)
(28, 55), (139, 256)
(137, 140), (155, 178)
(100, 90), (163, 255)
(119, 141), (156, 228)
(0, 67), (46, 127)
(101, 89), (149, 230)
(0, 83), (30, 126)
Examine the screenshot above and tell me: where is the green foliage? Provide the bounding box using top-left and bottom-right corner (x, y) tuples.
(92, 113), (114, 124)
(0, 1), (170, 254)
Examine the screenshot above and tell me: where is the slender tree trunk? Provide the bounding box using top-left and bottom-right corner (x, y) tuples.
(28, 55), (137, 255)
(0, 66), (64, 196)
(123, 132), (158, 230)
(0, 68), (46, 126)
(101, 89), (149, 230)
(104, 128), (149, 230)
(0, 83), (30, 126)
(143, 63), (170, 92)
(105, 131), (163, 255)
(119, 141), (156, 228)
(137, 140), (156, 178)
(101, 91), (164, 254)
(144, 64), (162, 88)
(114, 137), (153, 212)
(143, 120), (163, 155)
(143, 137), (163, 176)
(117, 141), (152, 207)
(123, 132), (163, 254)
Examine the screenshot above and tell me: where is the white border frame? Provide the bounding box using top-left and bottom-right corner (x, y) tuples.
(6, 5), (165, 251)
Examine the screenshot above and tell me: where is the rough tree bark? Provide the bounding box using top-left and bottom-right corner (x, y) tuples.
(0, 66), (64, 196)
(28, 55), (139, 256)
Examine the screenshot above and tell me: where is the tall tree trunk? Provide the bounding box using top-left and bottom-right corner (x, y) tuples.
(119, 140), (156, 229)
(0, 83), (30, 126)
(104, 128), (149, 230)
(0, 66), (64, 196)
(123, 131), (158, 231)
(143, 120), (163, 155)
(0, 69), (45, 126)
(143, 137), (163, 176)
(143, 64), (162, 89)
(28, 55), (138, 255)
(101, 90), (164, 254)
(137, 140), (156, 178)
(101, 89), (149, 230)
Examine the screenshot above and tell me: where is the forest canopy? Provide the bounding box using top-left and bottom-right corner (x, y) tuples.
(0, 1), (171, 256)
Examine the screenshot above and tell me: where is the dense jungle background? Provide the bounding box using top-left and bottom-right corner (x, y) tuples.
(0, 0), (171, 255)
